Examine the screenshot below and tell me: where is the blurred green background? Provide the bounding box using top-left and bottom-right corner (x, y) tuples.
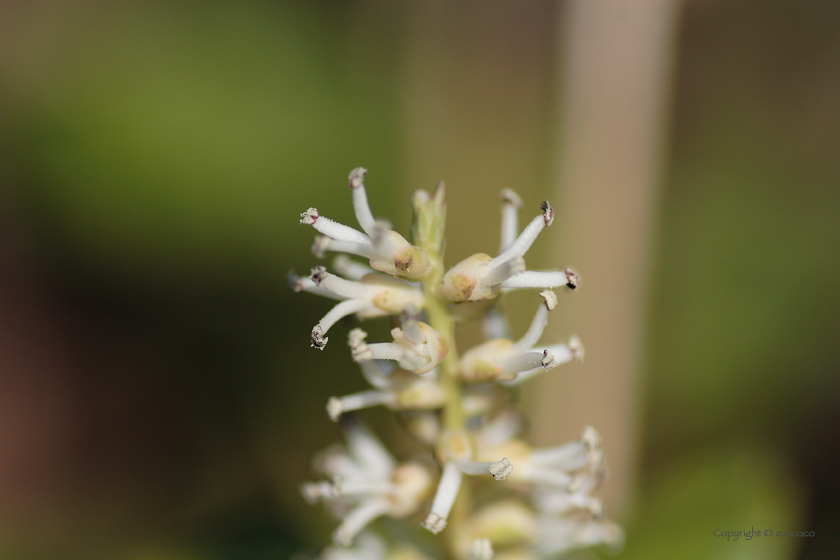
(0, 1), (838, 559)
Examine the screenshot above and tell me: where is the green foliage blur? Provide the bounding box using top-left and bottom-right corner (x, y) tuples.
(0, 1), (837, 559)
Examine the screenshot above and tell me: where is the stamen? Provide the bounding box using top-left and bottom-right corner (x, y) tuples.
(309, 268), (376, 300)
(366, 343), (406, 362)
(312, 299), (371, 348)
(300, 208), (372, 246)
(456, 457), (512, 480)
(497, 349), (556, 380)
(333, 255), (374, 280)
(358, 360), (394, 389)
(347, 167), (377, 236)
(332, 498), (391, 546)
(489, 202), (554, 268)
(327, 391), (398, 421)
(287, 271), (345, 300)
(331, 479), (395, 498)
(316, 238), (380, 261)
(511, 291), (556, 353)
(422, 462), (463, 534)
(501, 343), (576, 385)
(500, 268), (578, 290)
(499, 188), (522, 254)
(530, 441), (586, 466)
(484, 256), (526, 286)
(519, 464), (574, 489)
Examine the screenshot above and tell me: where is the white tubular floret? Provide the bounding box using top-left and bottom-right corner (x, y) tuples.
(489, 201), (553, 269)
(502, 335), (582, 386)
(348, 167), (376, 235)
(351, 323), (448, 375)
(510, 290), (556, 353)
(457, 457), (513, 481)
(307, 267), (425, 350)
(439, 202), (556, 302)
(501, 267), (579, 291)
(326, 365), (446, 422)
(422, 461), (462, 534)
(332, 255), (375, 280)
(288, 270), (346, 300)
(300, 208), (372, 246)
(299, 169), (430, 280)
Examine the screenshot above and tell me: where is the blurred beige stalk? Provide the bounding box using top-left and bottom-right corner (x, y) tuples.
(528, 0), (682, 518)
(398, 0), (680, 519)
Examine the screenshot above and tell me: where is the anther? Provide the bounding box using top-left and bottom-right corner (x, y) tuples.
(300, 207), (319, 225)
(348, 167), (367, 189)
(541, 201), (554, 226)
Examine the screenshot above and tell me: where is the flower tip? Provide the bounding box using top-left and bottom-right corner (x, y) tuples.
(348, 167), (368, 189)
(489, 457), (513, 481)
(309, 266), (328, 285)
(300, 207), (319, 225)
(568, 335), (584, 363)
(581, 426), (601, 450)
(500, 188), (522, 209)
(422, 512), (447, 534)
(541, 349), (556, 370)
(539, 289), (557, 311)
(311, 236), (330, 258)
(326, 397), (343, 422)
(540, 201), (554, 226)
(287, 270), (303, 292)
(564, 268), (579, 290)
(349, 328), (373, 362)
(311, 325), (328, 350)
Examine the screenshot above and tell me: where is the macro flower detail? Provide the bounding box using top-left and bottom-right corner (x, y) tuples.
(295, 169), (620, 559)
(439, 194), (578, 302)
(302, 420), (435, 547)
(300, 265), (424, 350)
(460, 290), (581, 383)
(300, 168), (430, 280)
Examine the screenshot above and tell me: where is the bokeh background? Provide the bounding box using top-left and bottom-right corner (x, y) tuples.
(1, 1), (838, 559)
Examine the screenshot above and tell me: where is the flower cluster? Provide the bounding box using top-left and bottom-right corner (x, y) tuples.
(294, 169), (621, 559)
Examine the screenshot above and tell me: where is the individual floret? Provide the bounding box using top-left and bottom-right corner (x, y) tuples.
(422, 430), (513, 535)
(459, 291), (581, 383)
(326, 357), (446, 421)
(302, 420), (436, 547)
(348, 307), (448, 374)
(300, 168), (430, 280)
(439, 197), (577, 302)
(304, 266), (425, 350)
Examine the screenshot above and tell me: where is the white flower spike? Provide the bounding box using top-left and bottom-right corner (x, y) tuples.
(295, 170), (621, 558)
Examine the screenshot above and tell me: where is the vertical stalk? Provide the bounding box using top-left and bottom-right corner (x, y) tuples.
(413, 185), (468, 558)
